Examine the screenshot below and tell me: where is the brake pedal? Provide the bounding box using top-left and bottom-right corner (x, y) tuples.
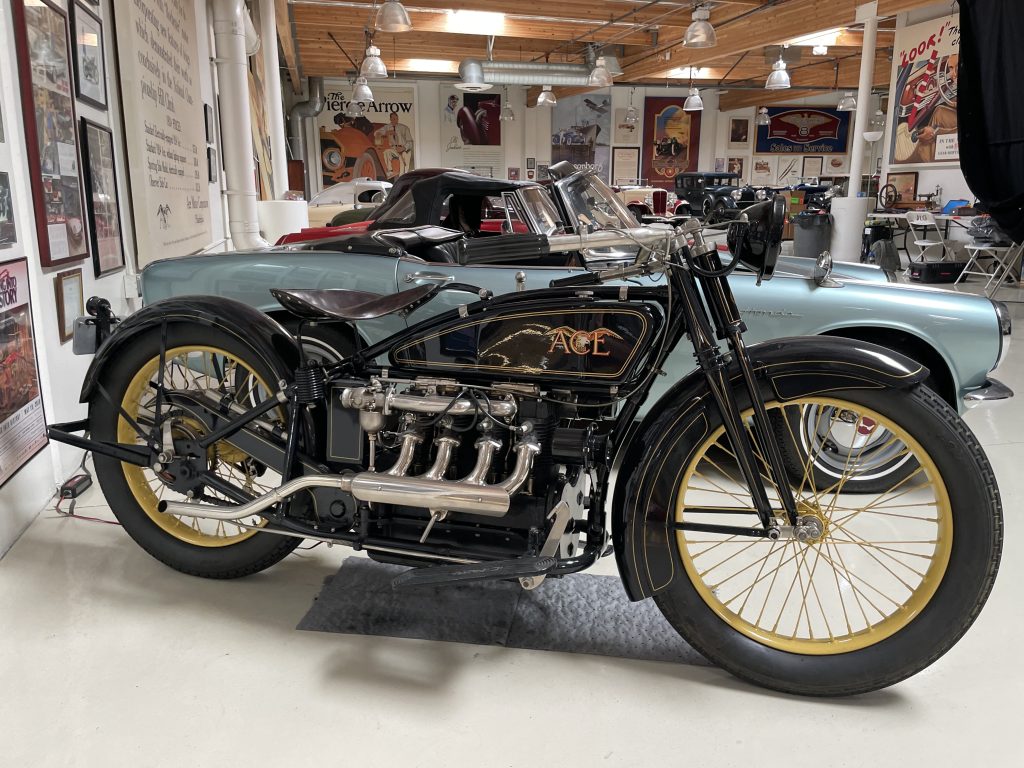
(391, 556), (557, 589)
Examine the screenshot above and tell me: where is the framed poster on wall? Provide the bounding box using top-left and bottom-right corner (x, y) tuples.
(728, 118), (750, 150)
(53, 267), (84, 344)
(802, 156), (824, 179)
(889, 14), (960, 165)
(755, 106), (850, 155)
(71, 1), (106, 110)
(641, 96), (701, 190)
(0, 259), (48, 489)
(551, 91), (611, 182)
(611, 147), (640, 185)
(10, 0), (90, 267)
(0, 172), (16, 248)
(80, 119), (125, 276)
(727, 157), (746, 181)
(114, 0), (212, 267)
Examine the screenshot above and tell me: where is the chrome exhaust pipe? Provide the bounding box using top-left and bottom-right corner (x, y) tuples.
(158, 475), (349, 521)
(461, 436), (501, 485)
(384, 432), (422, 477)
(499, 438), (541, 494)
(344, 473), (510, 516)
(424, 436), (458, 481)
(158, 438), (541, 523)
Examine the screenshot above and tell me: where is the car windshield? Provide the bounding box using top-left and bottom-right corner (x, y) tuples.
(560, 174), (636, 231)
(520, 187), (563, 235)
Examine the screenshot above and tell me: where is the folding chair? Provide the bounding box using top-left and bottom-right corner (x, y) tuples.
(905, 210), (949, 262)
(955, 240), (1023, 297)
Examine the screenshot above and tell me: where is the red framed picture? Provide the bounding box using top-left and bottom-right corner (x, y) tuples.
(10, 0), (90, 267)
(641, 97), (701, 190)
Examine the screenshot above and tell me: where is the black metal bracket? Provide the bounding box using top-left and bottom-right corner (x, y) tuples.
(46, 420), (151, 466)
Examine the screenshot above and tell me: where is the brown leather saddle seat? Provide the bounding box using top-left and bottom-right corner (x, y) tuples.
(270, 284), (437, 321)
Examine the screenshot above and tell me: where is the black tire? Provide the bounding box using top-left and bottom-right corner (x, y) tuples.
(90, 324), (301, 578)
(283, 320), (355, 364)
(650, 385), (1002, 696)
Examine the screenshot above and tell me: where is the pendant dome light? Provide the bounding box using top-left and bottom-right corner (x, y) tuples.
(345, 100), (366, 118)
(360, 44), (387, 79)
(683, 86), (704, 111)
(500, 87), (515, 121)
(684, 4), (717, 49)
(588, 56), (614, 87)
(837, 92), (857, 112)
(624, 87), (639, 124)
(765, 50), (791, 90)
(353, 76), (375, 102)
(537, 85), (557, 107)
(375, 0), (412, 34)
(756, 107), (771, 126)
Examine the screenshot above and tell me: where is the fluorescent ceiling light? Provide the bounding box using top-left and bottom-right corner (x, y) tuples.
(446, 10), (506, 36)
(667, 66), (709, 79)
(788, 28), (843, 48)
(403, 58), (459, 73)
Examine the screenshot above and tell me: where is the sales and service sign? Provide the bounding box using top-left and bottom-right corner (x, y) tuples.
(0, 259), (47, 488)
(755, 107), (850, 155)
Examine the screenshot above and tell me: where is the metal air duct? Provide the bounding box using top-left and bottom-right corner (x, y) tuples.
(288, 77), (325, 199)
(459, 58), (593, 87)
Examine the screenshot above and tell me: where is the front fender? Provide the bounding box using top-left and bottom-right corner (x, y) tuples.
(79, 296), (301, 403)
(610, 336), (928, 602)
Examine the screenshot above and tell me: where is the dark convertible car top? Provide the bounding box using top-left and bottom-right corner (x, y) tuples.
(370, 171), (541, 232)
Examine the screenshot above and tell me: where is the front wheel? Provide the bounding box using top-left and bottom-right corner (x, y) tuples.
(652, 385), (1001, 696)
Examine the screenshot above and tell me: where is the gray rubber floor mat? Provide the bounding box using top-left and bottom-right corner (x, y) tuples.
(298, 558), (707, 666)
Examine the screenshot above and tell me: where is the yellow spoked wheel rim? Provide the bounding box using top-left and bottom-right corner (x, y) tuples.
(675, 397), (953, 655)
(118, 345), (284, 548)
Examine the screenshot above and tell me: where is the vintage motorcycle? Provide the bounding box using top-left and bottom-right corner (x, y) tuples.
(50, 198), (1002, 696)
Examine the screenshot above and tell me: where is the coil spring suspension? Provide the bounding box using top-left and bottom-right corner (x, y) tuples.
(294, 363), (326, 404)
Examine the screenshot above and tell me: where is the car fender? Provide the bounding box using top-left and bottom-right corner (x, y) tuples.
(609, 336), (928, 602)
(79, 296), (301, 403)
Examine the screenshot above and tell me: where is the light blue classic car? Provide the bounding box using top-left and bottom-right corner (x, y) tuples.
(140, 167), (1011, 488)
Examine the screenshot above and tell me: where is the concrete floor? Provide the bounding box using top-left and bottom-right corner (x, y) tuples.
(2, 301), (1023, 768)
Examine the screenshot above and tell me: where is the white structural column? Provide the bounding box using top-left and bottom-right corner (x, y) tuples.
(831, 1), (879, 262)
(213, 0), (271, 249)
(260, 0), (289, 199)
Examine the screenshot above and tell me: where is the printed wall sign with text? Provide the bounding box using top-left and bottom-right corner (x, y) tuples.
(755, 106), (850, 155)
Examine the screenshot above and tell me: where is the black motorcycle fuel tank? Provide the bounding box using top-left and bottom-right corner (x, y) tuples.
(390, 298), (663, 387)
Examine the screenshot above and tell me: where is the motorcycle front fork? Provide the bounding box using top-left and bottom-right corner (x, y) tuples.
(675, 238), (800, 537)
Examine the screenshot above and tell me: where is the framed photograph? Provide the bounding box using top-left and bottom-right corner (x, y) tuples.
(751, 157), (776, 186)
(1, 172), (18, 248)
(802, 156), (824, 179)
(886, 171), (919, 203)
(526, 157), (536, 170)
(71, 2), (106, 110)
(204, 103), (215, 145)
(80, 118), (124, 276)
(714, 157), (726, 173)
(53, 267), (84, 343)
(728, 118), (750, 149)
(611, 146), (640, 185)
(727, 156), (746, 181)
(207, 146), (218, 183)
(507, 167), (520, 181)
(10, 0), (89, 267)
(777, 156), (802, 187)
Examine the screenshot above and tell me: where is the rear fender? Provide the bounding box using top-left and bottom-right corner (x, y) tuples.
(610, 336), (928, 601)
(79, 296), (301, 403)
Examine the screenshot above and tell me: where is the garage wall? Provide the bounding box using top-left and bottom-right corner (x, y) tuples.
(0, 0), (225, 557)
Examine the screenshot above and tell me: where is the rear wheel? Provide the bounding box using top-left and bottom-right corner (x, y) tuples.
(651, 385), (1001, 695)
(90, 325), (301, 578)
